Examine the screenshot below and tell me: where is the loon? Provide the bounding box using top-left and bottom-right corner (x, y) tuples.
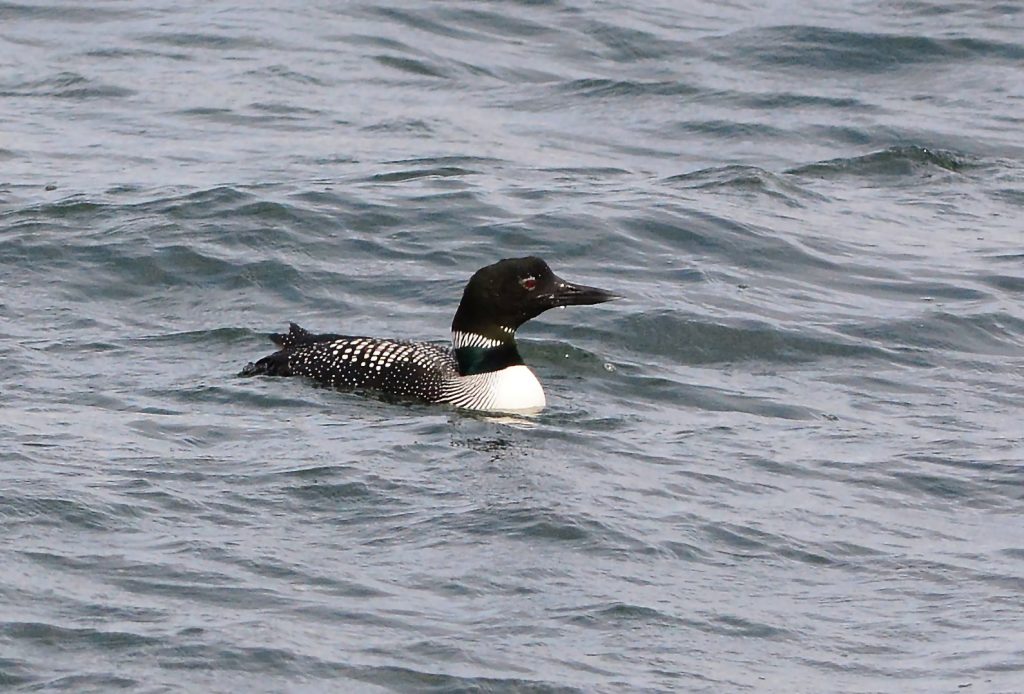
(241, 256), (618, 412)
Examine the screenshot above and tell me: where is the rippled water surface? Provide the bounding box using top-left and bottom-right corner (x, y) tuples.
(2, 1), (1023, 692)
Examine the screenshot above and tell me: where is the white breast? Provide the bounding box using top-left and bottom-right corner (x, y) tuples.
(486, 365), (546, 412)
(442, 365), (546, 413)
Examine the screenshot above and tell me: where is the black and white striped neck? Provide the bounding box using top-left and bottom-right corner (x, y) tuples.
(451, 329), (523, 376)
(451, 327), (515, 350)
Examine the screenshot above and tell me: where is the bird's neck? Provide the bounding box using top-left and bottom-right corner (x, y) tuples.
(451, 330), (523, 376)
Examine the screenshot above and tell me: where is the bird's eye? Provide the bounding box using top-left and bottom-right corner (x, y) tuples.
(520, 276), (537, 291)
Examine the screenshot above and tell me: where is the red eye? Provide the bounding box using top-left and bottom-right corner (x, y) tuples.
(520, 277), (537, 291)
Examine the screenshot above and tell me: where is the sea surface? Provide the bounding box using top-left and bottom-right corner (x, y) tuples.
(2, 1), (1023, 692)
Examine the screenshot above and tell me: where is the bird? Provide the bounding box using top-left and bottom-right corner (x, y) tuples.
(240, 256), (618, 412)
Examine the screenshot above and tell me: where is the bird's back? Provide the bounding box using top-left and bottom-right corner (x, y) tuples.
(242, 323), (458, 401)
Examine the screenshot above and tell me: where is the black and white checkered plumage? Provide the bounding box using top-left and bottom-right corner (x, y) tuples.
(241, 257), (618, 413)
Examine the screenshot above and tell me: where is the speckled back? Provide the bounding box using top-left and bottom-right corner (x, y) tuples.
(286, 336), (458, 401)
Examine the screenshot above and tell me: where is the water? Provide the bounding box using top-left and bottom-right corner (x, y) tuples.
(2, 1), (1023, 691)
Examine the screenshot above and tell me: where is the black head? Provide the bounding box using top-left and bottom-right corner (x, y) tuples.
(451, 256), (619, 340)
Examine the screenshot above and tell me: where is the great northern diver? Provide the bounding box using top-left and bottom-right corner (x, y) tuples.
(241, 256), (618, 412)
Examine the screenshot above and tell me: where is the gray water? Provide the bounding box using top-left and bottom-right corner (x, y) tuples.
(2, 1), (1024, 692)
